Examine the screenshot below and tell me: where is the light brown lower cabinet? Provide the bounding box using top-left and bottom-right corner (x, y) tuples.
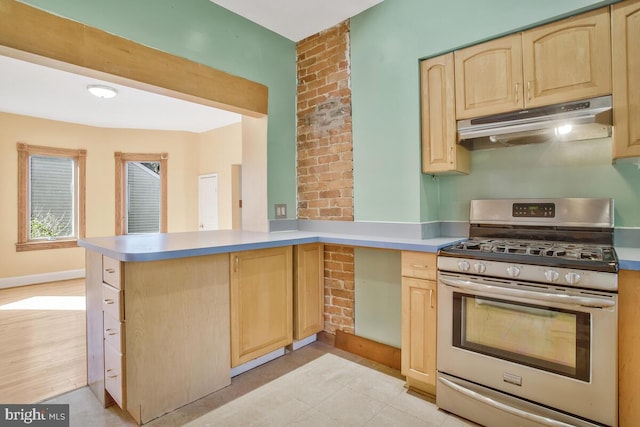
(619, 269), (640, 426)
(294, 243), (324, 340)
(86, 251), (231, 424)
(401, 251), (438, 395)
(230, 246), (293, 367)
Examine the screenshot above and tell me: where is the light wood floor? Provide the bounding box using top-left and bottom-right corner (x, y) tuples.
(0, 279), (87, 403)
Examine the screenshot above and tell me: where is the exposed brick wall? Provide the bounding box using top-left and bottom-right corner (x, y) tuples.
(296, 21), (355, 335)
(296, 20), (353, 221)
(323, 244), (355, 334)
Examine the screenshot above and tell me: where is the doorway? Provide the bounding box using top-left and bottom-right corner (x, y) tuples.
(199, 173), (219, 231)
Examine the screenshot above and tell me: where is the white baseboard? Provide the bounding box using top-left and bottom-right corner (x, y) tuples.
(0, 269), (85, 290)
(291, 334), (317, 351)
(230, 348), (285, 377)
(229, 335), (318, 378)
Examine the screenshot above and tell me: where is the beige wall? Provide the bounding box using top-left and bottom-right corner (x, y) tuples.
(241, 116), (269, 232)
(198, 124), (242, 230)
(0, 112), (203, 279)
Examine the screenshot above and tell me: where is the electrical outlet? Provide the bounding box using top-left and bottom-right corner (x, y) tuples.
(275, 204), (287, 219)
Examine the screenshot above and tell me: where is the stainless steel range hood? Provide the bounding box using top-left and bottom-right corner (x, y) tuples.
(457, 95), (612, 150)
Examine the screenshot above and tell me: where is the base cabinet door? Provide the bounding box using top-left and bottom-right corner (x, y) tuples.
(401, 277), (437, 393)
(619, 270), (640, 427)
(230, 246), (293, 367)
(294, 243), (324, 340)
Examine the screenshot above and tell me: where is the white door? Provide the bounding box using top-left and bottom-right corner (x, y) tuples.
(198, 173), (219, 231)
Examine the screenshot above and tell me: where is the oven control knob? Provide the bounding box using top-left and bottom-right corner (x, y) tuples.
(544, 270), (559, 282)
(473, 262), (487, 274)
(565, 272), (581, 285)
(457, 260), (470, 272)
(506, 266), (520, 277)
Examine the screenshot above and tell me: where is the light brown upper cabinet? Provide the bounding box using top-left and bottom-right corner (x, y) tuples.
(522, 7), (611, 108)
(455, 7), (611, 119)
(421, 53), (470, 174)
(454, 34), (523, 119)
(612, 0), (640, 159)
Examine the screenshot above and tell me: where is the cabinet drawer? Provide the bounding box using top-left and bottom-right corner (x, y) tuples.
(103, 313), (125, 353)
(104, 341), (125, 409)
(102, 256), (122, 289)
(102, 283), (124, 321)
(401, 252), (437, 280)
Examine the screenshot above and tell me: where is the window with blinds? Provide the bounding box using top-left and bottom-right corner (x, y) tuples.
(16, 143), (86, 251)
(114, 152), (167, 235)
(126, 162), (161, 234)
(30, 156), (75, 239)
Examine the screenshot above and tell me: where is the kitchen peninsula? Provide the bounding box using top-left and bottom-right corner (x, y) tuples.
(79, 229), (459, 424)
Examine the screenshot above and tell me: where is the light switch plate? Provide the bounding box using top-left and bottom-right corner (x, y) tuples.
(275, 204), (287, 219)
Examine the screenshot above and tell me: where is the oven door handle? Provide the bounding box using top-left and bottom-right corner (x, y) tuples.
(439, 277), (615, 308)
(438, 376), (576, 427)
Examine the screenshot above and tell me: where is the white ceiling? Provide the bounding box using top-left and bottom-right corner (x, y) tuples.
(210, 0), (383, 41)
(0, 55), (241, 133)
(0, 1), (381, 132)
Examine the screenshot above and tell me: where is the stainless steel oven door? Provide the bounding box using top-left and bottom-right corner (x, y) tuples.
(437, 271), (618, 427)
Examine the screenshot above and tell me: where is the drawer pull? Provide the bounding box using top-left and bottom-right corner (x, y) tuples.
(105, 328), (117, 336)
(104, 299), (115, 305)
(105, 268), (116, 274)
(106, 369), (118, 379)
(410, 264), (429, 269)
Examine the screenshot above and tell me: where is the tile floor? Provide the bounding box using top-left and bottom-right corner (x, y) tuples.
(44, 341), (476, 426)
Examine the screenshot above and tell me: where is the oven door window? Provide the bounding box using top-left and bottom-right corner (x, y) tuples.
(452, 292), (590, 381)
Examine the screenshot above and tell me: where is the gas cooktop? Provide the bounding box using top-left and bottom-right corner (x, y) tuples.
(440, 237), (618, 272)
(438, 198), (619, 273)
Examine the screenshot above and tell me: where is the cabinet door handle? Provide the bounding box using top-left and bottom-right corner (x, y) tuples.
(103, 299), (115, 305)
(410, 264), (429, 269)
(527, 81), (532, 101)
(105, 328), (117, 336)
(514, 82), (519, 103)
(106, 369), (118, 379)
(105, 268), (115, 274)
(449, 146), (453, 164)
(234, 256), (239, 273)
(429, 289), (434, 309)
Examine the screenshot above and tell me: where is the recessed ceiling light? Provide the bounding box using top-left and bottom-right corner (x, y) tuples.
(87, 84), (118, 99)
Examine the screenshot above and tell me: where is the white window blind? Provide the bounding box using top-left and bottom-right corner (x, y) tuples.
(126, 162), (161, 234)
(29, 155), (75, 239)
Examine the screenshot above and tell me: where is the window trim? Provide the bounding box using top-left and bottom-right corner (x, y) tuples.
(115, 152), (168, 235)
(16, 143), (86, 251)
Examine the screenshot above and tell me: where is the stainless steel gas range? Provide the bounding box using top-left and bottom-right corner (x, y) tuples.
(436, 198), (618, 427)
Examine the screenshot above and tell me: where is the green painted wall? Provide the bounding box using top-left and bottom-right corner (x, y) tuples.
(438, 139), (640, 227)
(354, 248), (401, 348)
(20, 0), (297, 220)
(19, 0), (638, 227)
(349, 0), (633, 224)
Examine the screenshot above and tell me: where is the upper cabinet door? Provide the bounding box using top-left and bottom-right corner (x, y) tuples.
(454, 34), (524, 119)
(522, 7), (611, 108)
(612, 0), (640, 160)
(421, 53), (470, 174)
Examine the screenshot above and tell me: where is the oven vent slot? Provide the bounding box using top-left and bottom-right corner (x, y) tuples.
(516, 283), (549, 291)
(579, 290), (615, 298)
